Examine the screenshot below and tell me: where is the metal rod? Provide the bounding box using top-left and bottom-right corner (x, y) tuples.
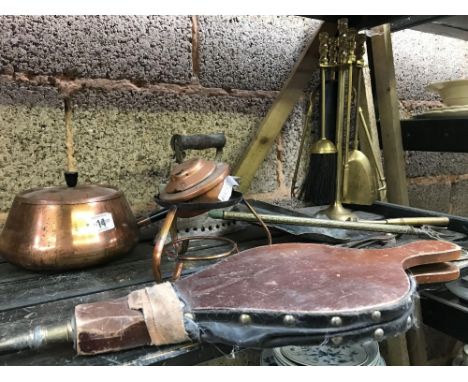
(323, 19), (355, 221)
(320, 66), (327, 140)
(334, 58), (346, 208)
(358, 106), (387, 190)
(64, 98), (76, 173)
(0, 321), (73, 354)
(357, 217), (449, 226)
(290, 89), (317, 198)
(209, 210), (430, 236)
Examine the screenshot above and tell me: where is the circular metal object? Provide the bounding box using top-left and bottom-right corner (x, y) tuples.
(239, 314), (252, 325)
(160, 160), (230, 203)
(166, 236), (239, 281)
(151, 191), (243, 283)
(374, 328), (385, 341)
(270, 341), (383, 366)
(164, 158), (216, 193)
(15, 184), (122, 205)
(166, 236), (239, 262)
(331, 316), (343, 326)
(371, 311), (382, 322)
(283, 315), (296, 326)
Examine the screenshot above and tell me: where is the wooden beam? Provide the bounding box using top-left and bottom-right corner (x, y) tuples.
(369, 24), (411, 365)
(234, 22), (336, 193)
(370, 24), (409, 205)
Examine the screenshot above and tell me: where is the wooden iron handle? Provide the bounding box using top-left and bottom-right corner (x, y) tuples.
(171, 133), (226, 163)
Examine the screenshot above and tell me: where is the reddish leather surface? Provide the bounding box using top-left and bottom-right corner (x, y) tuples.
(75, 297), (150, 355)
(175, 241), (460, 315)
(409, 262), (460, 284)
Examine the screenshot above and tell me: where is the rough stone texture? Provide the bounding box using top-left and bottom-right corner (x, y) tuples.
(408, 180), (452, 213)
(198, 16), (320, 91)
(0, 16), (193, 84)
(0, 77), (62, 108)
(405, 151), (468, 178)
(450, 178), (468, 217)
(71, 88), (283, 210)
(0, 82), (65, 210)
(0, 83), (284, 213)
(392, 29), (468, 102)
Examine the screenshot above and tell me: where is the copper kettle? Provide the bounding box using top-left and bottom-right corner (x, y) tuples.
(0, 172), (165, 271)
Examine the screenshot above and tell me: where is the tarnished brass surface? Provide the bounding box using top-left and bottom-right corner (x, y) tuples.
(343, 149), (378, 205)
(0, 184), (139, 271)
(324, 19), (355, 221)
(358, 217), (449, 226)
(209, 210), (432, 236)
(312, 32), (337, 156)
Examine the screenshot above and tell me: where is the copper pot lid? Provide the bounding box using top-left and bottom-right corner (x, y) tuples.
(16, 184), (123, 205)
(160, 158), (230, 203)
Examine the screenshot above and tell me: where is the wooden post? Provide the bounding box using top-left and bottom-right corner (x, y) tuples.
(234, 22), (336, 193)
(370, 24), (409, 205)
(406, 297), (428, 365)
(382, 335), (411, 366)
(370, 23), (411, 365)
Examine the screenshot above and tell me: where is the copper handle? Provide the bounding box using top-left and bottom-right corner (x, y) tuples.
(152, 207), (177, 282)
(168, 236), (239, 281)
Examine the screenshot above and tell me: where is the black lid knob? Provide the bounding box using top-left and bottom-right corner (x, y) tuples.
(64, 171), (78, 187)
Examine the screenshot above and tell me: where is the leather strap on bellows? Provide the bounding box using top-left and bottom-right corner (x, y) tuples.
(128, 282), (189, 346)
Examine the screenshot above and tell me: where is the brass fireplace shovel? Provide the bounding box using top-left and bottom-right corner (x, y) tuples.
(342, 127), (377, 205)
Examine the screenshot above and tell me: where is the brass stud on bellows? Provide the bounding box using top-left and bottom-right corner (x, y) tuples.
(331, 336), (343, 345)
(374, 328), (385, 341)
(239, 314), (252, 325)
(371, 311), (382, 322)
(283, 314), (295, 326)
(407, 316), (412, 327)
(330, 316), (343, 326)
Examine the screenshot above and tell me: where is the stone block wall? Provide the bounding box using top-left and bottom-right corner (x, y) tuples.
(0, 15), (317, 224)
(0, 16), (467, 225)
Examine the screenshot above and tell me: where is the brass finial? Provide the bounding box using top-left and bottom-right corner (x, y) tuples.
(337, 18), (348, 34)
(328, 36), (338, 68)
(319, 32), (329, 67)
(347, 28), (357, 64)
(337, 19), (348, 66)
